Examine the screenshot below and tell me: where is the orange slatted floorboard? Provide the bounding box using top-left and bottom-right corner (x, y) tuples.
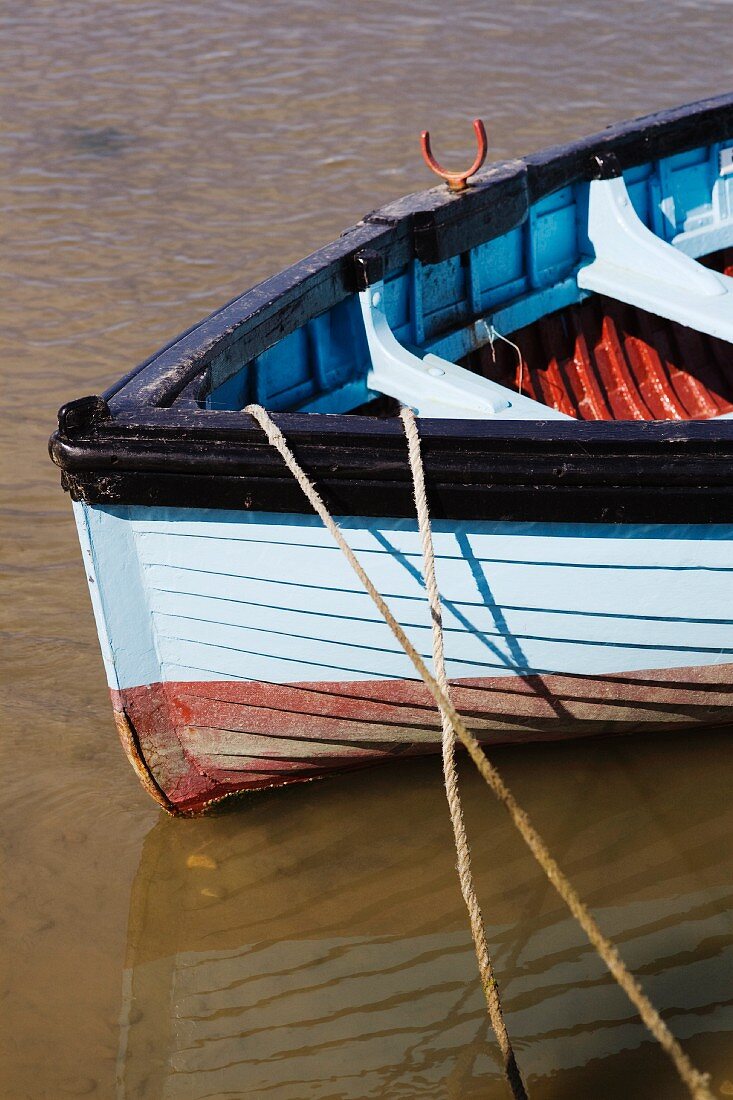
(467, 249), (733, 422)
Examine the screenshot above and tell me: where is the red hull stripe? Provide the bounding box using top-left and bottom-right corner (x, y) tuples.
(112, 665), (733, 813)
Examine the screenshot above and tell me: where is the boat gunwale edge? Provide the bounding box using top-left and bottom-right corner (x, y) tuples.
(101, 92), (733, 413)
(49, 93), (733, 523)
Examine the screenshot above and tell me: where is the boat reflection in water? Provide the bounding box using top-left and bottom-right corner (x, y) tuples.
(118, 731), (733, 1099)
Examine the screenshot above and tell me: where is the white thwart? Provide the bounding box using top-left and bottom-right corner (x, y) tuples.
(579, 173), (733, 345)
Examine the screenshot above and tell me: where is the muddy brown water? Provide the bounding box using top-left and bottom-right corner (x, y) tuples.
(1, 3), (732, 1097)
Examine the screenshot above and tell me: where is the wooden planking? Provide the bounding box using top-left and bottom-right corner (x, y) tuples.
(77, 500), (733, 699)
(146, 563), (733, 630)
(115, 665), (733, 808)
(130, 511), (733, 564)
(121, 510), (733, 688)
(149, 601), (733, 676)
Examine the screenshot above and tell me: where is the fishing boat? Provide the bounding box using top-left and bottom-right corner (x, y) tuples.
(51, 94), (733, 815)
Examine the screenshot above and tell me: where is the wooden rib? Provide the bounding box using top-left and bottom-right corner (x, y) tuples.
(465, 271), (733, 423)
(670, 324), (733, 410)
(565, 307), (614, 420)
(602, 300), (686, 420)
(532, 315), (576, 417)
(634, 312), (721, 419)
(623, 334), (687, 419)
(521, 323), (573, 413)
(590, 308), (652, 420)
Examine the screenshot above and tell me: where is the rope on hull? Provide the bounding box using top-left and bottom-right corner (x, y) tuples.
(401, 406), (527, 1099)
(245, 401), (714, 1100)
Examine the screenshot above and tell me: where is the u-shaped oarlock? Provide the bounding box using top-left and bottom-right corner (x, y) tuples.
(420, 118), (488, 192)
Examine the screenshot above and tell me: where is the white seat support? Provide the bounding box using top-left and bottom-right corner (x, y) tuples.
(578, 174), (733, 344)
(359, 282), (571, 420)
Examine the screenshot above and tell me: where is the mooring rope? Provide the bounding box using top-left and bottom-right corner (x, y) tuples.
(244, 402), (714, 1100)
(400, 407), (527, 1100)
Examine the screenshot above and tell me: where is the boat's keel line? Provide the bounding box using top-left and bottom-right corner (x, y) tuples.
(111, 663), (733, 813)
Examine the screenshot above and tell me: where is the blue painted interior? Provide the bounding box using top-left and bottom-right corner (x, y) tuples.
(206, 140), (733, 414)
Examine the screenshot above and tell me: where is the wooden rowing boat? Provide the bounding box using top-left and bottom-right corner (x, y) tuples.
(50, 94), (733, 814)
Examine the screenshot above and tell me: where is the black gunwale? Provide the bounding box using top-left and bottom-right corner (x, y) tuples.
(50, 93), (733, 523)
